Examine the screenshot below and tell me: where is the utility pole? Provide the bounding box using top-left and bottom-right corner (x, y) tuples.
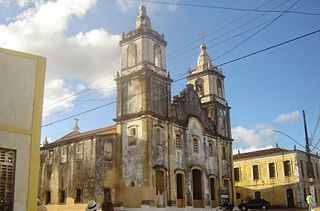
(303, 110), (315, 197)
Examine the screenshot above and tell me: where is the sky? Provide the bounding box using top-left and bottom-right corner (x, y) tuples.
(0, 0), (319, 154)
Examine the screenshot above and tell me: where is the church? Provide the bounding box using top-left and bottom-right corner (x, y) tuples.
(39, 5), (235, 209)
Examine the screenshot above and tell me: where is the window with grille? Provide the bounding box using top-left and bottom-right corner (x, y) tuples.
(128, 127), (137, 146)
(193, 137), (199, 154)
(61, 145), (67, 163)
(104, 142), (112, 161)
(283, 160), (291, 176)
(0, 148), (15, 211)
(234, 167), (240, 182)
(76, 142), (83, 159)
(175, 133), (182, 150)
(208, 141), (214, 157)
(269, 163), (276, 178)
(252, 165), (259, 180)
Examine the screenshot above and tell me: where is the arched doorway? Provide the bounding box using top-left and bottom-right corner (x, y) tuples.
(209, 177), (217, 207)
(192, 169), (203, 208)
(176, 173), (185, 207)
(155, 169), (166, 207)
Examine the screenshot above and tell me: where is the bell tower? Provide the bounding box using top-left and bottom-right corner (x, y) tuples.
(187, 44), (231, 138)
(116, 5), (171, 121)
(114, 5), (172, 207)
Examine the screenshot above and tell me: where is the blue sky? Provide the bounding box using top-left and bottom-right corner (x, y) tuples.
(1, 0), (319, 153)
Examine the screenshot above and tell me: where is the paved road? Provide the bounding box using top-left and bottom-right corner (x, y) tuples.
(241, 209), (308, 211)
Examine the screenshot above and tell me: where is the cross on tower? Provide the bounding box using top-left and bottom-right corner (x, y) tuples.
(199, 32), (206, 45)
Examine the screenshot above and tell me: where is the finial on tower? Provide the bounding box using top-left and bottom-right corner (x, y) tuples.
(136, 4), (151, 29)
(199, 32), (206, 46)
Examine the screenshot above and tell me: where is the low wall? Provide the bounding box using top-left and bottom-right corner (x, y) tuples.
(37, 204), (87, 211)
(38, 204), (227, 211)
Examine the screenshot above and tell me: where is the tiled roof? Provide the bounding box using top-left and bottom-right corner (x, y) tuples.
(42, 125), (116, 148)
(233, 148), (291, 160)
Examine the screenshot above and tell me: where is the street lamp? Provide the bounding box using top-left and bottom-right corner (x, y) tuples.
(272, 110), (315, 205)
(272, 129), (315, 178)
(272, 130), (305, 149)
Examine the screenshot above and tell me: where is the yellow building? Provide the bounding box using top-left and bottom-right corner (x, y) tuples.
(233, 147), (320, 208)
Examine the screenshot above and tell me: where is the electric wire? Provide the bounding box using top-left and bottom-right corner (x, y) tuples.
(213, 0), (300, 61)
(167, 0), (307, 65)
(42, 28), (320, 127)
(167, 0), (275, 58)
(129, 0), (320, 16)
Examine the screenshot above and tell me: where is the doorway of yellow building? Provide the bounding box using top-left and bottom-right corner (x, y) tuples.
(286, 188), (294, 208)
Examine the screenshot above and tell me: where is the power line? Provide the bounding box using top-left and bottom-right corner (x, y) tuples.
(167, 0), (310, 65)
(42, 28), (320, 127)
(216, 29), (320, 67)
(43, 75), (116, 110)
(213, 0), (300, 61)
(129, 0), (320, 16)
(167, 0), (275, 58)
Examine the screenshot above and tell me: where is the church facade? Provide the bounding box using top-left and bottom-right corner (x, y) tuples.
(39, 6), (234, 208)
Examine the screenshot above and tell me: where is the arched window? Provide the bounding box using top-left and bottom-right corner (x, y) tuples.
(154, 44), (162, 68)
(127, 43), (137, 67)
(195, 79), (204, 95)
(217, 79), (223, 97)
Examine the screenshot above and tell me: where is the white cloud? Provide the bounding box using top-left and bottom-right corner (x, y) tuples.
(115, 0), (136, 13)
(43, 79), (85, 118)
(0, 0), (120, 117)
(233, 145), (273, 155)
(274, 110), (300, 123)
(232, 125), (274, 146)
